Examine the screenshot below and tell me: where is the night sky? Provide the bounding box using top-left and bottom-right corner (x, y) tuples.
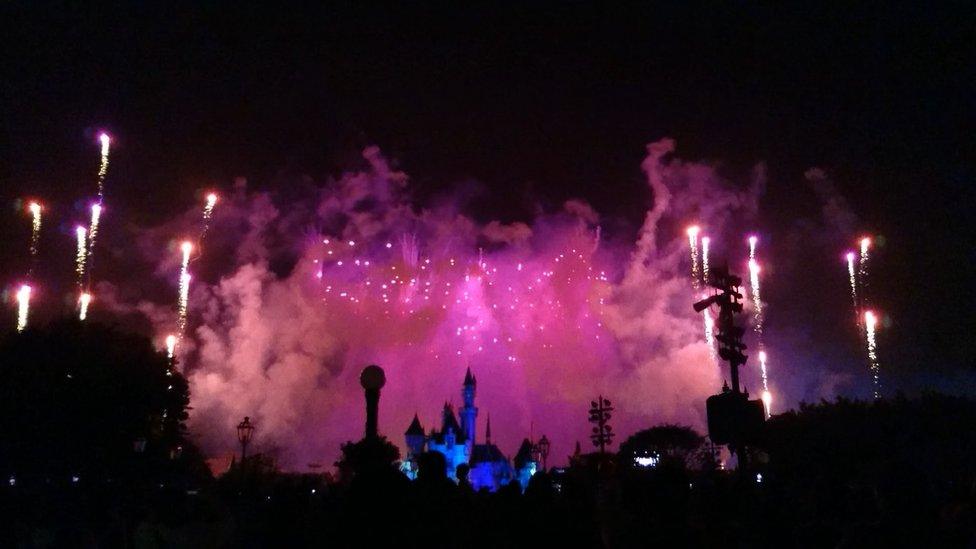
(1, 3), (974, 433)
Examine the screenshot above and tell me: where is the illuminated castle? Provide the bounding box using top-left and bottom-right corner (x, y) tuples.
(402, 368), (517, 491)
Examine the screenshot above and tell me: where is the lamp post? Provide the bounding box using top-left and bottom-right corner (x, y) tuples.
(237, 416), (255, 461)
(537, 435), (550, 471)
(359, 365), (386, 439)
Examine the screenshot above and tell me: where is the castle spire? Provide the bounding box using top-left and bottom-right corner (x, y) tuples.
(405, 413), (424, 436)
(460, 367), (478, 447)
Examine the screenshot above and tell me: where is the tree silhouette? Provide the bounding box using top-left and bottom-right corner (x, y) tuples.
(618, 424), (705, 470)
(334, 436), (400, 481)
(0, 319), (194, 482)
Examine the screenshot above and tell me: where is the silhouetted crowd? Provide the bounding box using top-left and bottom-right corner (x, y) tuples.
(5, 443), (976, 548)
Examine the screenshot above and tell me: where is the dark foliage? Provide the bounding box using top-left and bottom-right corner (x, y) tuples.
(334, 436), (400, 481)
(618, 424), (706, 470)
(759, 393), (976, 545)
(0, 319), (199, 481)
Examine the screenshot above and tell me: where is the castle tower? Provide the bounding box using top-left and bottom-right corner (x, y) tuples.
(459, 367), (478, 454)
(404, 413), (425, 458)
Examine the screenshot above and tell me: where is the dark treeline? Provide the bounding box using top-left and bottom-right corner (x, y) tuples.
(1, 321), (975, 547)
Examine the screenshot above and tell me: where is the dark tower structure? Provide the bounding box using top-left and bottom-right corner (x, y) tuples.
(459, 367), (478, 455)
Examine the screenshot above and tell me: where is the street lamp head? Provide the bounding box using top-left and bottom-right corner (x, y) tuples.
(237, 416), (255, 445)
(360, 364), (386, 390)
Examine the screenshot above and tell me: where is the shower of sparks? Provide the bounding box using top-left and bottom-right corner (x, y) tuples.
(86, 203), (102, 273)
(201, 192), (218, 240)
(78, 292), (92, 321)
(687, 225), (701, 291)
(748, 235), (771, 414)
(15, 284), (31, 332)
(178, 272), (191, 333)
(758, 350), (771, 417)
(96, 133), (110, 201)
(858, 237), (870, 304)
(75, 226), (88, 287)
(701, 236), (710, 285)
(177, 241), (193, 335)
(864, 310), (881, 400)
(27, 202), (42, 271)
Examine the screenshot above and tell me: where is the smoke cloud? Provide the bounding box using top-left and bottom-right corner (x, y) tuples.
(120, 139), (768, 469)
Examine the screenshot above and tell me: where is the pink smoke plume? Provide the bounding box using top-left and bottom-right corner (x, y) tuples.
(126, 139), (762, 470)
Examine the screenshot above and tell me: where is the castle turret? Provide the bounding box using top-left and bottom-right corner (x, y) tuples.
(459, 368), (478, 454)
(405, 413), (425, 458)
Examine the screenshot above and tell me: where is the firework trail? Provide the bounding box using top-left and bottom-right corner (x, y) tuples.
(79, 209), (100, 320)
(702, 296), (717, 362)
(846, 251), (858, 322)
(747, 235), (771, 415)
(177, 241), (193, 335)
(78, 292), (92, 321)
(759, 350), (771, 417)
(75, 226), (88, 287)
(748, 258), (763, 332)
(701, 236), (710, 285)
(686, 225), (701, 291)
(27, 202), (42, 274)
(15, 284), (31, 333)
(864, 310), (881, 399)
(84, 134), (111, 293)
